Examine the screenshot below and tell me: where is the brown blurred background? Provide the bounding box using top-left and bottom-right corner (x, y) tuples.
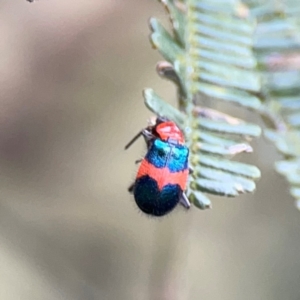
(0, 1), (300, 300)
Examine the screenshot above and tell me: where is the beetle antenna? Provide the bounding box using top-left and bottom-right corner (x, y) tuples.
(125, 131), (143, 150)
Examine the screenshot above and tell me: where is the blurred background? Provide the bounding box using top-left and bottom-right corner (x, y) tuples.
(0, 1), (300, 300)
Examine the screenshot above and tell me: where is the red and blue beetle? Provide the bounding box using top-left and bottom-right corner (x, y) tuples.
(125, 117), (190, 216)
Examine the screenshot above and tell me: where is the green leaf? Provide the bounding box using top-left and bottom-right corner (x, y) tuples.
(196, 118), (261, 137)
(143, 89), (185, 127)
(192, 154), (261, 179)
(188, 191), (212, 210)
(149, 18), (184, 63)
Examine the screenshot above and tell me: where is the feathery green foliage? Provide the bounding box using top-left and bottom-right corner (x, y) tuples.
(244, 0), (300, 209)
(144, 0), (262, 209)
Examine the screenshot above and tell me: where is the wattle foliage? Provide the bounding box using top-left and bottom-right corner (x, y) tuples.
(244, 0), (300, 209)
(143, 0), (262, 209)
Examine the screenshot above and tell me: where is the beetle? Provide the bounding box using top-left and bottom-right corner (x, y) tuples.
(125, 117), (190, 216)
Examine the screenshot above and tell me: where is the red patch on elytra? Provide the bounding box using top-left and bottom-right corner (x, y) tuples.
(137, 160), (188, 191)
(155, 122), (185, 144)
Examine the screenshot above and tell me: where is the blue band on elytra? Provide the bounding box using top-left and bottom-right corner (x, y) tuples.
(145, 139), (189, 172)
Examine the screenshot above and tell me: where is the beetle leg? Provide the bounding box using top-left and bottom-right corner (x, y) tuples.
(128, 183), (135, 193)
(189, 166), (194, 174)
(179, 192), (191, 209)
(135, 159), (143, 164)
